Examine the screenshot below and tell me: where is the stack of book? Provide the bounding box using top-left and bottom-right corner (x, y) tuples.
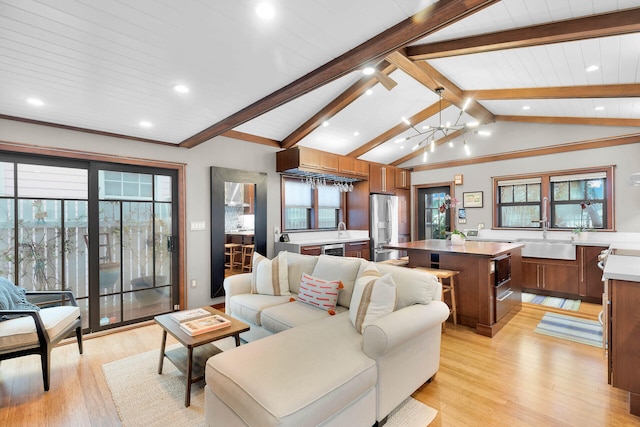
(170, 308), (231, 336)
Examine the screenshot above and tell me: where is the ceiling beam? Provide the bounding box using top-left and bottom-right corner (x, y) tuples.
(221, 130), (280, 148)
(347, 99), (451, 158)
(409, 133), (640, 171)
(406, 8), (640, 60)
(467, 84), (640, 100)
(391, 129), (465, 166)
(178, 0), (500, 148)
(496, 115), (640, 127)
(281, 63), (397, 149)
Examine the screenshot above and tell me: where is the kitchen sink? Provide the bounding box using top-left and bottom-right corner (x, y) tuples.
(516, 238), (576, 260)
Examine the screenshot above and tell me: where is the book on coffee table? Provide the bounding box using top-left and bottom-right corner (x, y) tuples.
(169, 308), (211, 324)
(180, 314), (232, 336)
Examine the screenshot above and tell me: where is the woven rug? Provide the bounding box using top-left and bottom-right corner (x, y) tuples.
(522, 292), (581, 311)
(534, 312), (603, 348)
(103, 338), (437, 426)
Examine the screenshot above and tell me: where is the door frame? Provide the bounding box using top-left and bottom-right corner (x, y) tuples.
(413, 181), (454, 241)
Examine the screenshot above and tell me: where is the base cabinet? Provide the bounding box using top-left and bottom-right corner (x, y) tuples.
(522, 258), (579, 296)
(345, 240), (370, 260)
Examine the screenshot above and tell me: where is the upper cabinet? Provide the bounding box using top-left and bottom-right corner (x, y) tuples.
(395, 168), (411, 189)
(369, 163), (395, 194)
(277, 147), (367, 179)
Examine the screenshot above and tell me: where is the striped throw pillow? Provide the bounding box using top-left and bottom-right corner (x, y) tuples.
(297, 273), (343, 312)
(350, 263), (396, 333)
(251, 251), (290, 296)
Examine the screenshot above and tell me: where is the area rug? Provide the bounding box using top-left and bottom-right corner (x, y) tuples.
(522, 292), (581, 311)
(534, 312), (603, 348)
(103, 338), (438, 426)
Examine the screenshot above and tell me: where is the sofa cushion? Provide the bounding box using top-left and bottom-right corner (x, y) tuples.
(0, 306), (80, 353)
(376, 263), (439, 309)
(311, 255), (363, 308)
(350, 263), (396, 333)
(297, 273), (342, 312)
(283, 252), (318, 294)
(229, 293), (292, 326)
(260, 300), (348, 334)
(252, 252), (290, 296)
(206, 312), (376, 427)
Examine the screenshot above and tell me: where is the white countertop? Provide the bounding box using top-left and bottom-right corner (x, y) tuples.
(603, 255), (640, 282)
(275, 230), (370, 246)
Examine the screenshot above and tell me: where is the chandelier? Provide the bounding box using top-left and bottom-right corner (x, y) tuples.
(396, 87), (486, 162)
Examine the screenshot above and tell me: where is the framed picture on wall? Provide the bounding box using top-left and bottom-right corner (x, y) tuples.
(463, 191), (483, 208)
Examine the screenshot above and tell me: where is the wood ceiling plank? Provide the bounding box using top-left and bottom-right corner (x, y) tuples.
(179, 0), (500, 148)
(408, 133), (640, 171)
(347, 99), (451, 158)
(281, 63), (397, 149)
(406, 8), (640, 60)
(496, 115), (640, 127)
(466, 84), (640, 100)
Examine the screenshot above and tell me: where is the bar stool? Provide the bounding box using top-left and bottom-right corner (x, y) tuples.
(241, 244), (255, 272)
(416, 267), (459, 330)
(225, 243), (242, 271)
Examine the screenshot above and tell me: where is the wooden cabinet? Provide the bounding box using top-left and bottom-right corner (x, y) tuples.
(354, 159), (369, 177)
(522, 258), (579, 295)
(243, 183), (254, 214)
(369, 163), (395, 194)
(395, 168), (410, 189)
(338, 157), (355, 175)
(277, 147), (363, 179)
(300, 245), (322, 256)
(578, 245), (607, 302)
(345, 240), (370, 260)
(608, 278), (640, 416)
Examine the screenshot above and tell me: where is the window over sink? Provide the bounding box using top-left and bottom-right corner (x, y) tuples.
(282, 176), (343, 231)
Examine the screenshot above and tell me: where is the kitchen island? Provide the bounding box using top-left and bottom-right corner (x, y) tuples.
(385, 240), (524, 337)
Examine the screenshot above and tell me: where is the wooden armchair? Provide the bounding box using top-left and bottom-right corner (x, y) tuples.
(0, 290), (83, 391)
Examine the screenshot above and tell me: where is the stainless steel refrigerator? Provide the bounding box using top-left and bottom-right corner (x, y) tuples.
(370, 194), (399, 262)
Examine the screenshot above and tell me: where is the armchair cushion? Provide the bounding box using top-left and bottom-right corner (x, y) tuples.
(0, 305), (80, 353)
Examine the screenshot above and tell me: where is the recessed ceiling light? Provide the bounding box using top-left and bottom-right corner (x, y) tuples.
(322, 121), (329, 127)
(353, 131), (360, 137)
(399, 145), (405, 150)
(139, 121), (153, 128)
(365, 89), (373, 96)
(173, 84), (189, 93)
(362, 67), (375, 75)
(522, 105), (530, 110)
(594, 106), (605, 111)
(586, 65), (600, 72)
(255, 2), (275, 19)
(27, 98), (44, 107)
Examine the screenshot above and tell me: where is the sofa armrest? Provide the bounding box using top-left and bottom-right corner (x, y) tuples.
(223, 273), (252, 314)
(362, 301), (449, 358)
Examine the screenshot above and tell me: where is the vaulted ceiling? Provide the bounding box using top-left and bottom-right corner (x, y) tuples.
(1, 0), (639, 169)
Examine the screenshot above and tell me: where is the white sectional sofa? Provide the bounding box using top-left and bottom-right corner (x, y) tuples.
(204, 252), (449, 426)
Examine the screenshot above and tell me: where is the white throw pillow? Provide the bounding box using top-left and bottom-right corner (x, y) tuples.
(350, 263), (396, 333)
(251, 252), (290, 296)
(297, 273), (342, 313)
(311, 255), (362, 308)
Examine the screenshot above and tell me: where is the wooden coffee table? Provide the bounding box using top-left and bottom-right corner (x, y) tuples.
(154, 307), (249, 407)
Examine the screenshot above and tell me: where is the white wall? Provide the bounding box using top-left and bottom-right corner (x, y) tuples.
(411, 142), (640, 233)
(0, 119), (282, 308)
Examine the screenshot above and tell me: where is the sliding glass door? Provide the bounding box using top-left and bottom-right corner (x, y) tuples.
(0, 155), (178, 332)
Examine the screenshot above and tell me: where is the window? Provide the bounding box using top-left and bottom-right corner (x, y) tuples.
(494, 167), (613, 231)
(282, 177), (343, 231)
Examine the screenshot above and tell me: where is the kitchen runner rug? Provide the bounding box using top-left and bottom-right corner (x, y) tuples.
(102, 338), (438, 427)
(522, 292), (581, 311)
(534, 312), (603, 348)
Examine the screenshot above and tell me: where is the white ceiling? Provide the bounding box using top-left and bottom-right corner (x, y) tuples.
(1, 0), (638, 166)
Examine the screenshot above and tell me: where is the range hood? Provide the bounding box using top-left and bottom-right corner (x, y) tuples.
(225, 182), (248, 206)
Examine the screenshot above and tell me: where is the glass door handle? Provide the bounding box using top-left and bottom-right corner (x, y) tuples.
(167, 236), (176, 252)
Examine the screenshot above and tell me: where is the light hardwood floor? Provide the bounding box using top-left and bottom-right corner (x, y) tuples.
(1, 303), (638, 426)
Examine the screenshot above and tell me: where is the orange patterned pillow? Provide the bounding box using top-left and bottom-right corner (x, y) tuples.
(297, 273), (343, 313)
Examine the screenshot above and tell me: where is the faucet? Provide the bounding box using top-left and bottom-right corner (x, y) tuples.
(531, 197), (549, 239)
(337, 221), (346, 238)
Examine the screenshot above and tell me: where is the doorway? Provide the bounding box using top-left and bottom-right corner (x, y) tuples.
(416, 185), (453, 240)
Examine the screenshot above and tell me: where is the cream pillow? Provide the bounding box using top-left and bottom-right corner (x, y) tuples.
(251, 251), (290, 296)
(350, 263), (396, 333)
(311, 255), (362, 308)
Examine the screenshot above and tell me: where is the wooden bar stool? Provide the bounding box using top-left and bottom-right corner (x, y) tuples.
(225, 243), (242, 271)
(416, 267), (459, 330)
(241, 244), (255, 272)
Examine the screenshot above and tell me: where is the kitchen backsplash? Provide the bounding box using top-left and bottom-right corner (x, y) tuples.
(225, 207), (254, 231)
